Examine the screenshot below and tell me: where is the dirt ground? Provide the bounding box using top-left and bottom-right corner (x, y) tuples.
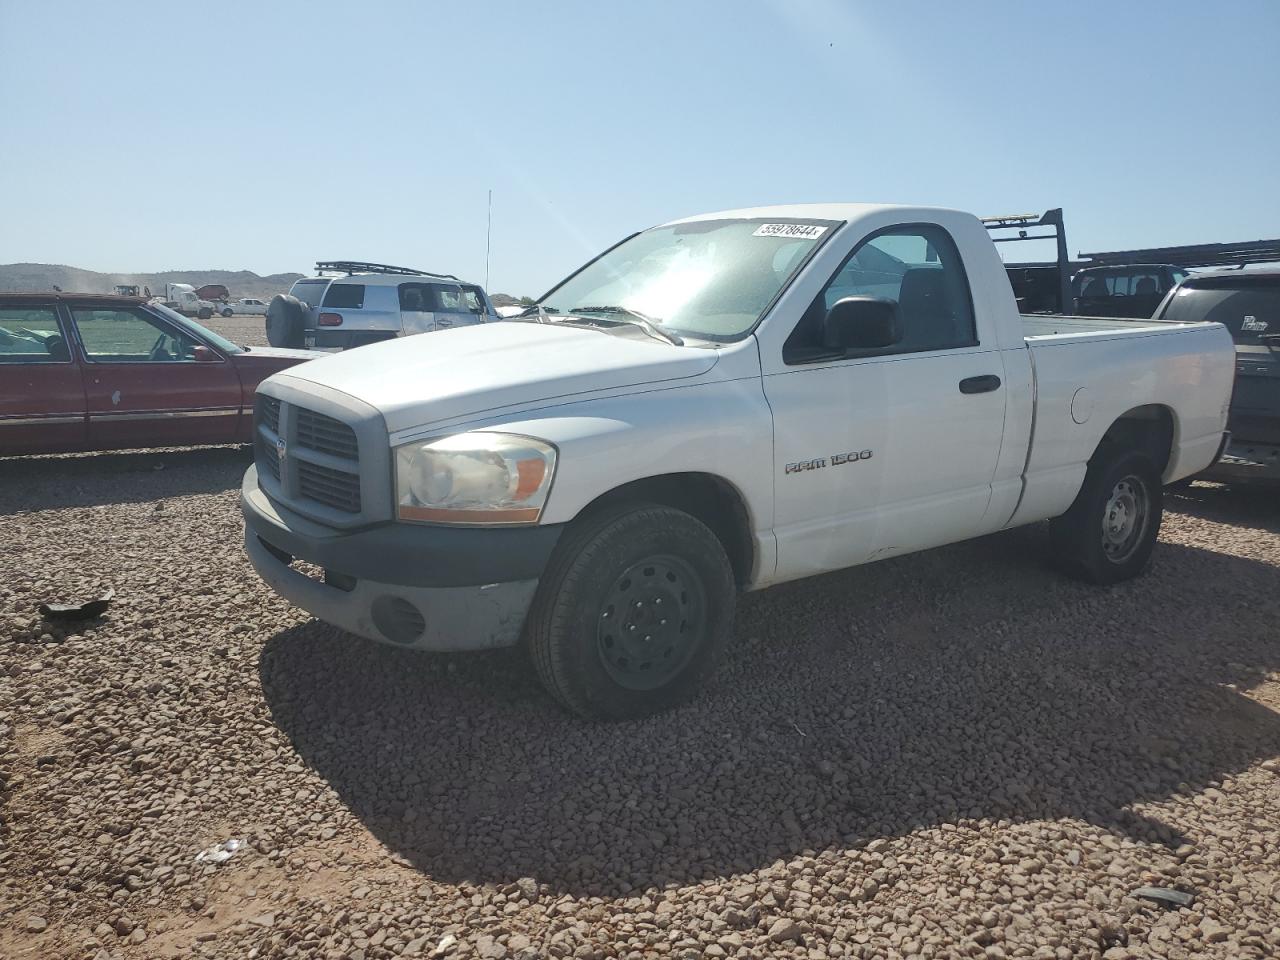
(210, 314), (271, 349)
(1, 321), (1278, 959)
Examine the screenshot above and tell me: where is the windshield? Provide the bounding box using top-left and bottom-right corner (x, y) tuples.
(149, 303), (243, 354)
(535, 218), (838, 341)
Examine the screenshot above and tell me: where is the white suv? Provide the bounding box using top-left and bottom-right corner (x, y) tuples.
(266, 261), (501, 350)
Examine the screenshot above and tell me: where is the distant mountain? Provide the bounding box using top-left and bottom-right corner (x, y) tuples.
(0, 263), (532, 305)
(0, 263), (305, 301)
(489, 292), (533, 308)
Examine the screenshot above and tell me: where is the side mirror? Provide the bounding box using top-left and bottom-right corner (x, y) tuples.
(192, 345), (219, 362)
(823, 296), (901, 351)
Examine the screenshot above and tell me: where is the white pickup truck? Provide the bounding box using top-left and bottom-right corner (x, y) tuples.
(242, 203), (1235, 718)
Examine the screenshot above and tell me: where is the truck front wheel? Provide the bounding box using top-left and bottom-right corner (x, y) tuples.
(1049, 448), (1163, 584)
(526, 503), (736, 719)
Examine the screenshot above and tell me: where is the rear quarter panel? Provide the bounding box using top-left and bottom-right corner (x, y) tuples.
(325, 285), (402, 334)
(1011, 323), (1234, 525)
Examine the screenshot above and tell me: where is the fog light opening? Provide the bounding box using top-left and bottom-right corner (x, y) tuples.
(371, 595), (426, 645)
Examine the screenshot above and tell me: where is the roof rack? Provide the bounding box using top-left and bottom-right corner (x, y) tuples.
(315, 260), (459, 281)
(1078, 238), (1280, 270)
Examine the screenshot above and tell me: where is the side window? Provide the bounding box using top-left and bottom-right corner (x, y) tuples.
(398, 282), (431, 311)
(71, 308), (200, 362)
(431, 284), (469, 313)
(322, 283), (365, 309)
(0, 307), (70, 363)
(784, 224), (976, 363)
(462, 286), (487, 313)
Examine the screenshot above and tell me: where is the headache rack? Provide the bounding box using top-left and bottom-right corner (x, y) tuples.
(982, 208), (1073, 314)
(315, 260), (459, 280)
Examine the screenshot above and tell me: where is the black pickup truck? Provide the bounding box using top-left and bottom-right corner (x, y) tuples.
(1157, 269), (1280, 481)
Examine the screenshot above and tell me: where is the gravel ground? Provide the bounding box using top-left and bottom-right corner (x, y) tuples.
(1, 323), (1278, 959)
(214, 314), (272, 349)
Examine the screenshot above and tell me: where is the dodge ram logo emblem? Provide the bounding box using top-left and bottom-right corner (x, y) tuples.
(276, 437), (287, 462)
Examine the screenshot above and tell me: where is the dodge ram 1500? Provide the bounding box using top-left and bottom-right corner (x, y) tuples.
(241, 204), (1235, 718)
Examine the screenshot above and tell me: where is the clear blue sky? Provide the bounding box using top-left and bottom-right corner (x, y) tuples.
(2, 0), (1278, 296)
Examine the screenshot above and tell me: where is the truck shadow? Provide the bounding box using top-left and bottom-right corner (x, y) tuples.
(1166, 480), (1280, 534)
(259, 532), (1280, 897)
(0, 445), (251, 512)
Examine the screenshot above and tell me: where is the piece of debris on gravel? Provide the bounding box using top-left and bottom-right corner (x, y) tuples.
(1, 389), (1278, 958)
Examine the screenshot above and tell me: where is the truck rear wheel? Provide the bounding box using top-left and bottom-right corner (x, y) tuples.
(525, 503), (736, 719)
(1049, 448), (1163, 584)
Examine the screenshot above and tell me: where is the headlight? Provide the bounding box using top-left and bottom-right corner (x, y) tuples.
(395, 432), (556, 525)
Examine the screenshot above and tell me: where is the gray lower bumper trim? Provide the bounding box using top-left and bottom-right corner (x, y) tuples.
(245, 529), (537, 650)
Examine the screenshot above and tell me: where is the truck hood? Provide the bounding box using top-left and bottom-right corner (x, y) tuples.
(274, 321), (720, 431)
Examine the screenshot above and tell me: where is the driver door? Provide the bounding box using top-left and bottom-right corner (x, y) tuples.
(68, 306), (242, 449)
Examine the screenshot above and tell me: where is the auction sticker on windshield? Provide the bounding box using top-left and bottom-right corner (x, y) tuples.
(753, 223), (828, 239)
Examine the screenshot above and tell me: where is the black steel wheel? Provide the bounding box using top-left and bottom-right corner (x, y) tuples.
(596, 554), (706, 691)
(526, 502), (736, 719)
(1050, 447), (1163, 585)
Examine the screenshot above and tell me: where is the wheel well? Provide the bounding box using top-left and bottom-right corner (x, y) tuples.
(575, 473), (754, 586)
(1094, 404), (1175, 475)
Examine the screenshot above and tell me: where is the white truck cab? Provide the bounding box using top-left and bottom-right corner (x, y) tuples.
(156, 283), (215, 320)
(242, 203), (1235, 718)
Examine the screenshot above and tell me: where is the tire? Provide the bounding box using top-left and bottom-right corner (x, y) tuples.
(197, 307), (213, 320)
(266, 294), (307, 348)
(525, 502), (736, 719)
(221, 308), (233, 318)
(1049, 448), (1163, 585)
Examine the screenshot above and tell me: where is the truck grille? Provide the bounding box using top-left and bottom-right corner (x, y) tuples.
(297, 460), (362, 512)
(257, 434), (282, 481)
(259, 395), (281, 434)
(254, 396), (362, 516)
(296, 408), (359, 459)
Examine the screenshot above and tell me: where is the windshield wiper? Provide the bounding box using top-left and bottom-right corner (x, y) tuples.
(569, 306), (684, 346)
(516, 304), (560, 324)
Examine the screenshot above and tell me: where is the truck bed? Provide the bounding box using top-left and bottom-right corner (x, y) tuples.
(1021, 313), (1193, 340)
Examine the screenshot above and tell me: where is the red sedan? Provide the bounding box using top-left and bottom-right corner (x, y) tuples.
(0, 293), (315, 455)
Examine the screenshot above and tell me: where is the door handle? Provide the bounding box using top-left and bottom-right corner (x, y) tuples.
(959, 374), (1002, 394)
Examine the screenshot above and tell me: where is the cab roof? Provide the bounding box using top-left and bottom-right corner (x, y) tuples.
(660, 202), (963, 226)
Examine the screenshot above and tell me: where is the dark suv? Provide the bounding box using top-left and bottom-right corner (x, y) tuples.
(1157, 269), (1280, 481)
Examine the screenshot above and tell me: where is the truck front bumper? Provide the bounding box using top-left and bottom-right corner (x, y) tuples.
(241, 465), (563, 650)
